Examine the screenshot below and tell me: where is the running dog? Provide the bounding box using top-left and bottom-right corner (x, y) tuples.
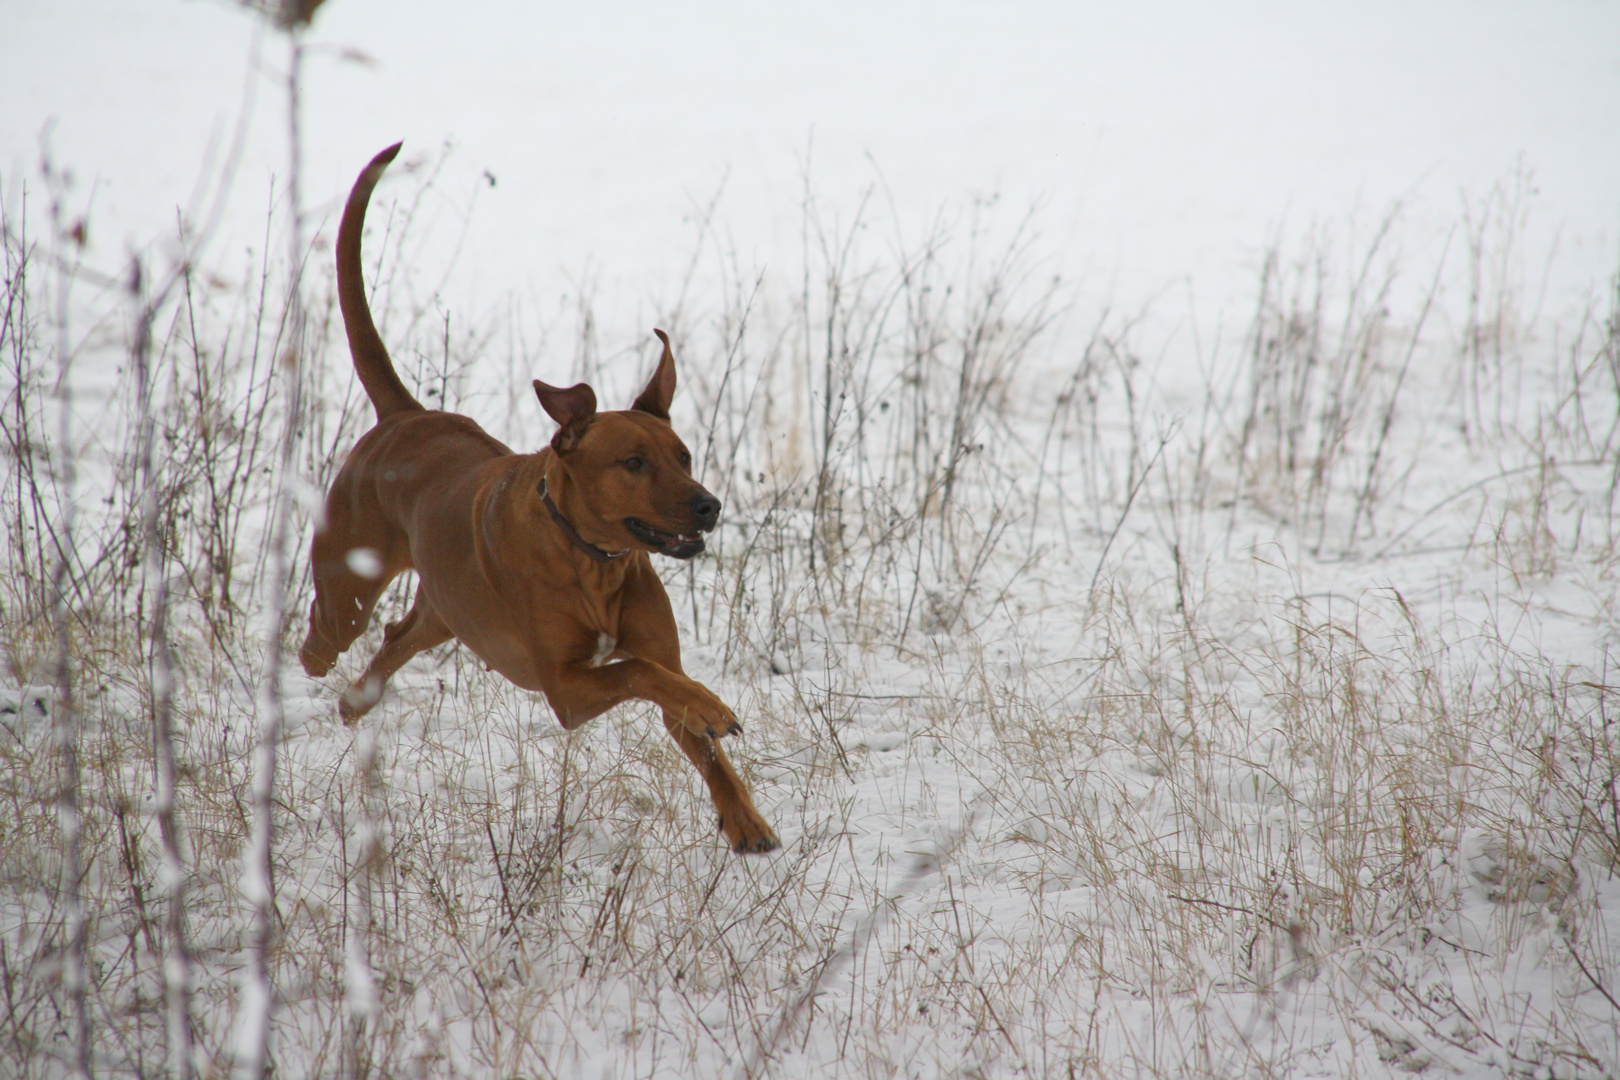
(299, 143), (777, 853)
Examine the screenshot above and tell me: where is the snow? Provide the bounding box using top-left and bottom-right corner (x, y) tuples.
(6, 2), (1617, 324)
(4, 2), (1620, 1078)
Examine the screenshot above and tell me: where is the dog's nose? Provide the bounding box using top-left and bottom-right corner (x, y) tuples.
(690, 492), (721, 529)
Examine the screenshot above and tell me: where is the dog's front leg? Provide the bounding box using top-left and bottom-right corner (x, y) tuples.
(543, 657), (740, 738)
(608, 614), (778, 853)
(540, 656), (778, 853)
(659, 712), (780, 853)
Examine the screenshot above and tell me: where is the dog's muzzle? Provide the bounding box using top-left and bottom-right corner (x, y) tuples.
(626, 492), (720, 559)
(624, 517), (707, 559)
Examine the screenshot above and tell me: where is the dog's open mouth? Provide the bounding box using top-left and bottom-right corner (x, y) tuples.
(625, 518), (706, 559)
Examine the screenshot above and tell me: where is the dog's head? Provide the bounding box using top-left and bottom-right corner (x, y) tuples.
(533, 329), (719, 560)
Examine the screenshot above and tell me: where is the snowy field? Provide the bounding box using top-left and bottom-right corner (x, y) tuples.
(3, 2), (1619, 1077)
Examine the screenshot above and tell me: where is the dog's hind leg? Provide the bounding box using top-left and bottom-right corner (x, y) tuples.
(339, 586), (453, 723)
(300, 562), (392, 678)
(299, 514), (406, 677)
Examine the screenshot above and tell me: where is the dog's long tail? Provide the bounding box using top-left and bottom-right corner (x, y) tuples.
(337, 142), (423, 420)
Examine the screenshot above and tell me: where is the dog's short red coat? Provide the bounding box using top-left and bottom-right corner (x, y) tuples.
(299, 144), (777, 853)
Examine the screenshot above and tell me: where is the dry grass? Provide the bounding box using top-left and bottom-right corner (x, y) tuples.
(2, 147), (1618, 1078)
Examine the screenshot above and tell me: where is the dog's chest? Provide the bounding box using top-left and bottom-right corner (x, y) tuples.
(588, 632), (617, 667)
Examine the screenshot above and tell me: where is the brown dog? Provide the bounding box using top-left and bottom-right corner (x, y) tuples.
(299, 143), (778, 853)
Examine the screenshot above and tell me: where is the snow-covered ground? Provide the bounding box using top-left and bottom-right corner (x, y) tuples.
(3, 2), (1619, 1077)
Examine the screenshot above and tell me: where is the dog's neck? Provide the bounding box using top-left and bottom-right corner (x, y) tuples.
(538, 476), (629, 564)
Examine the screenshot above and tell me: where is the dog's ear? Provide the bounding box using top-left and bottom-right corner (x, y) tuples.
(534, 379), (597, 426)
(632, 328), (677, 420)
(533, 379), (597, 452)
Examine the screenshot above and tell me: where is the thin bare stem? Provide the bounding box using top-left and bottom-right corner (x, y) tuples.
(49, 162), (91, 1080)
(132, 252), (195, 1080)
(238, 25), (306, 1080)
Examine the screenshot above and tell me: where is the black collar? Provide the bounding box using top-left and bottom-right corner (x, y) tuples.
(538, 477), (628, 564)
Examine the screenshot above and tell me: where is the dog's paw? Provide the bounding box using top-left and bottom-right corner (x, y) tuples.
(338, 676), (383, 725)
(719, 809), (780, 854)
(298, 640), (335, 678)
(671, 682), (742, 740)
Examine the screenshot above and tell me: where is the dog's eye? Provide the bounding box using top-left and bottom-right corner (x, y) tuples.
(624, 456), (646, 472)
(678, 450), (691, 467)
